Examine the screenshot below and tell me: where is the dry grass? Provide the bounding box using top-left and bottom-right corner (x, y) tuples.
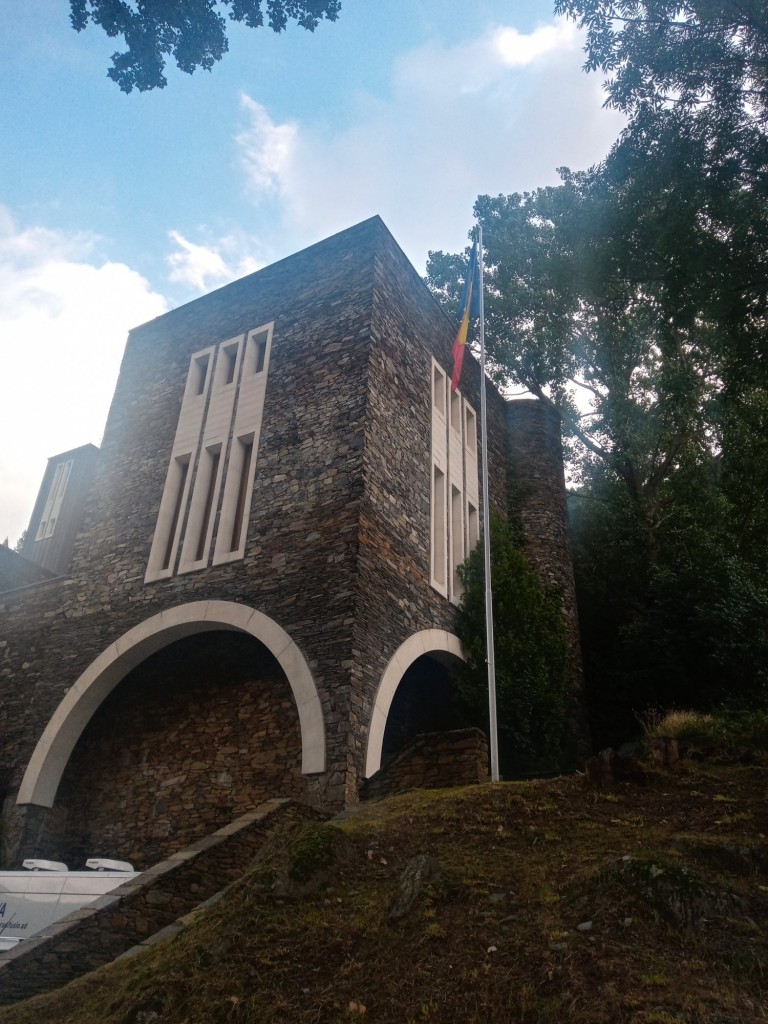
(644, 709), (768, 762)
(1, 762), (767, 1024)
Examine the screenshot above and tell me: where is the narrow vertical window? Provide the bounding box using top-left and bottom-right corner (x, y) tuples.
(465, 407), (477, 454)
(450, 389), (462, 435)
(230, 437), (254, 551)
(36, 459), (73, 541)
(451, 484), (464, 596)
(222, 345), (238, 385)
(467, 502), (479, 550)
(253, 332), (269, 374)
(433, 365), (446, 416)
(432, 465), (446, 587)
(195, 448), (221, 562)
(161, 457), (189, 571)
(193, 354), (209, 395)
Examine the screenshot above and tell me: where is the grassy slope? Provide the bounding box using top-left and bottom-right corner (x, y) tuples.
(1, 762), (767, 1024)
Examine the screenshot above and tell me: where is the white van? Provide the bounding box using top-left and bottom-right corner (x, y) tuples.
(0, 858), (138, 948)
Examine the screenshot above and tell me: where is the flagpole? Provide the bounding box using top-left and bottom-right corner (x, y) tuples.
(477, 226), (500, 783)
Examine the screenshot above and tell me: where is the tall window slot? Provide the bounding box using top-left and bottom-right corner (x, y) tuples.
(467, 502), (479, 550)
(222, 344), (238, 385)
(195, 447), (221, 562)
(432, 465), (446, 587)
(253, 331), (269, 374)
(465, 408), (477, 454)
(161, 456), (190, 571)
(433, 365), (446, 416)
(35, 459), (73, 540)
(450, 389), (462, 435)
(193, 354), (209, 395)
(451, 484), (464, 597)
(230, 436), (254, 551)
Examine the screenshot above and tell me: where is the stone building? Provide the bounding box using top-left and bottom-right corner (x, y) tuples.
(0, 217), (578, 869)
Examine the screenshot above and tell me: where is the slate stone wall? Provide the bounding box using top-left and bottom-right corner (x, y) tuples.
(0, 547), (54, 592)
(33, 632), (304, 869)
(0, 799), (325, 1007)
(360, 728), (489, 800)
(0, 217), (582, 868)
(350, 232), (509, 789)
(506, 401), (582, 686)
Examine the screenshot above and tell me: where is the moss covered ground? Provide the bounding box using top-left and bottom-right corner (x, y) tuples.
(1, 760), (766, 1024)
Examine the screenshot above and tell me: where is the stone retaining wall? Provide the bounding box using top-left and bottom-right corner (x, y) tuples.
(360, 728), (489, 800)
(0, 798), (325, 1006)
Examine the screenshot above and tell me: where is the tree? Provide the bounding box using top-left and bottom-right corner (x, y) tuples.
(69, 0), (341, 92)
(427, 116), (768, 739)
(454, 512), (572, 775)
(555, 0), (768, 127)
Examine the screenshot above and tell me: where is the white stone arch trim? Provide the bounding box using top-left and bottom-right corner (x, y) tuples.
(17, 600), (325, 808)
(364, 628), (465, 779)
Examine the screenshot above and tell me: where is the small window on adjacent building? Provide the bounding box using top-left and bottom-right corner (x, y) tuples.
(35, 459), (73, 541)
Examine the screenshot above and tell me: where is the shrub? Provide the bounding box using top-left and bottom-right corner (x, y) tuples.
(454, 511), (572, 775)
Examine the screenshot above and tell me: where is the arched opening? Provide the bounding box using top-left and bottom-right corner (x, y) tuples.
(36, 631), (303, 867)
(364, 629), (466, 778)
(381, 654), (465, 762)
(18, 601), (325, 814)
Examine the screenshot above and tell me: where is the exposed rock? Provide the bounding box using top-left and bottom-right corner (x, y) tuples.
(610, 856), (749, 929)
(389, 854), (440, 920)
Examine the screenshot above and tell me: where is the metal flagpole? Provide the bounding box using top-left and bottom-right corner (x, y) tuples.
(477, 226), (500, 783)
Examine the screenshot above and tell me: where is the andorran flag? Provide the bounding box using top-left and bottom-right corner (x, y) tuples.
(450, 240), (481, 392)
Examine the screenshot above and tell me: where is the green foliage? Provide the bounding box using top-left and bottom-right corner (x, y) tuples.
(454, 512), (571, 774)
(69, 0), (341, 92)
(570, 460), (768, 745)
(287, 823), (345, 883)
(427, 0), (768, 745)
(555, 0), (768, 128)
(643, 708), (768, 761)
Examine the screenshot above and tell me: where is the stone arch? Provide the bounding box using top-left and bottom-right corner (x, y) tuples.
(364, 628), (465, 778)
(17, 600), (325, 808)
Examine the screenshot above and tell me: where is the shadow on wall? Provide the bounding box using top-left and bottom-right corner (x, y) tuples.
(382, 654), (466, 763)
(35, 631), (304, 868)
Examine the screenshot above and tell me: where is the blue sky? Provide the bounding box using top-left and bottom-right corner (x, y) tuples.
(0, 0), (624, 543)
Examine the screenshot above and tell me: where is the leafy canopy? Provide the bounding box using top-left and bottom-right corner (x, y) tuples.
(69, 0), (341, 92)
(454, 512), (572, 775)
(555, 0), (768, 127)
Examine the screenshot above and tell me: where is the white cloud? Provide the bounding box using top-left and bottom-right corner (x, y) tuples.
(235, 95), (298, 198)
(235, 16), (624, 271)
(166, 229), (266, 296)
(0, 207), (168, 543)
(494, 20), (580, 67)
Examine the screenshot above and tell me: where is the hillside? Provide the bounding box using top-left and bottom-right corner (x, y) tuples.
(1, 761), (767, 1024)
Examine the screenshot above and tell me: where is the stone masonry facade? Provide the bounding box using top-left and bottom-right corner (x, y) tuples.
(0, 217), (580, 868)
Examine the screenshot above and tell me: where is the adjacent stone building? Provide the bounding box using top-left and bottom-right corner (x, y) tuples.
(0, 217), (579, 869)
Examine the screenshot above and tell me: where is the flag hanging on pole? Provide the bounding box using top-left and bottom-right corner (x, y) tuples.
(450, 240), (481, 392)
